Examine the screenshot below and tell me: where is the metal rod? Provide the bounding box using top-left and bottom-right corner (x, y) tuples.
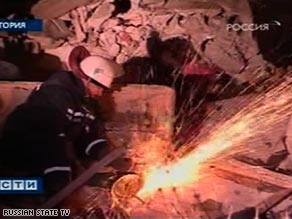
(39, 147), (126, 210)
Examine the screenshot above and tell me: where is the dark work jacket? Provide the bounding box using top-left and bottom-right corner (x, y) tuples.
(0, 71), (110, 197)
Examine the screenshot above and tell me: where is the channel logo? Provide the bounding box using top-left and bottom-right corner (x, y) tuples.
(0, 178), (44, 194)
(226, 20), (282, 32)
(0, 19), (43, 32)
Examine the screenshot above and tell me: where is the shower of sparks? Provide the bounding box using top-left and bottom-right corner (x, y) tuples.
(137, 79), (292, 197)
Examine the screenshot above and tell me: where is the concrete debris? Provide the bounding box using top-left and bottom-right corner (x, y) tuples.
(115, 53), (128, 64)
(162, 13), (189, 38)
(44, 19), (72, 40)
(99, 29), (121, 57)
(45, 44), (75, 68)
(182, 12), (262, 83)
(118, 9), (145, 27)
(163, 0), (221, 11)
(140, 0), (165, 9)
(88, 46), (114, 59)
(26, 19), (70, 49)
(69, 9), (87, 43)
(116, 29), (141, 57)
(26, 34), (62, 50)
(12, 0), (269, 86)
(217, 0), (253, 24)
(205, 94), (292, 173)
(90, 2), (114, 20)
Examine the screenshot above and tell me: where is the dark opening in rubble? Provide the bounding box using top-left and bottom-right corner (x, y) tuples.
(112, 0), (131, 17)
(122, 33), (197, 86)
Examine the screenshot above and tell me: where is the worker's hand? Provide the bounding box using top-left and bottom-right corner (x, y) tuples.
(109, 157), (132, 172)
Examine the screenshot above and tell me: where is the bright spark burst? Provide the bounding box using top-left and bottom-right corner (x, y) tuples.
(137, 79), (292, 197)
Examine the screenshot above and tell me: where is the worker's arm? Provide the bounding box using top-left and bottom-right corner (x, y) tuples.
(38, 110), (73, 198)
(75, 113), (112, 161)
(27, 86), (74, 197)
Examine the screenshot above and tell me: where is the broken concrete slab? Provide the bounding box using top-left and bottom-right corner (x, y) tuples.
(99, 84), (175, 141)
(164, 0), (221, 11)
(44, 19), (72, 40)
(177, 93), (292, 192)
(140, 0), (165, 9)
(98, 29), (121, 57)
(0, 82), (39, 136)
(69, 9), (87, 43)
(31, 0), (100, 19)
(215, 0), (253, 24)
(208, 159), (292, 192)
(141, 0), (221, 11)
(26, 34), (65, 50)
(203, 95), (292, 164)
(87, 1), (114, 29)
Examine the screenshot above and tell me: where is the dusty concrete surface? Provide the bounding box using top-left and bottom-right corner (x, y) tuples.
(0, 81), (39, 135)
(0, 82), (175, 149)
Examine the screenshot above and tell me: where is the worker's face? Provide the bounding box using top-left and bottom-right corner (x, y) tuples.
(88, 82), (104, 98)
(83, 79), (104, 98)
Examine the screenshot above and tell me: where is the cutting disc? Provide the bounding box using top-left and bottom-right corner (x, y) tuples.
(111, 174), (143, 202)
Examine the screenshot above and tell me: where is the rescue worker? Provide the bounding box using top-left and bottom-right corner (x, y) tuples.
(0, 46), (125, 200)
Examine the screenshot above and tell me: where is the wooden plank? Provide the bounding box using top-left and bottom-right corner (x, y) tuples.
(208, 159), (292, 193)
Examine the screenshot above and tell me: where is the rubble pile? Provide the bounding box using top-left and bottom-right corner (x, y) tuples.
(49, 0), (267, 84)
(0, 0), (280, 85)
(0, 0), (292, 218)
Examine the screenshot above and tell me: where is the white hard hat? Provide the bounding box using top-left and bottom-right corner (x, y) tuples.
(80, 55), (124, 88)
